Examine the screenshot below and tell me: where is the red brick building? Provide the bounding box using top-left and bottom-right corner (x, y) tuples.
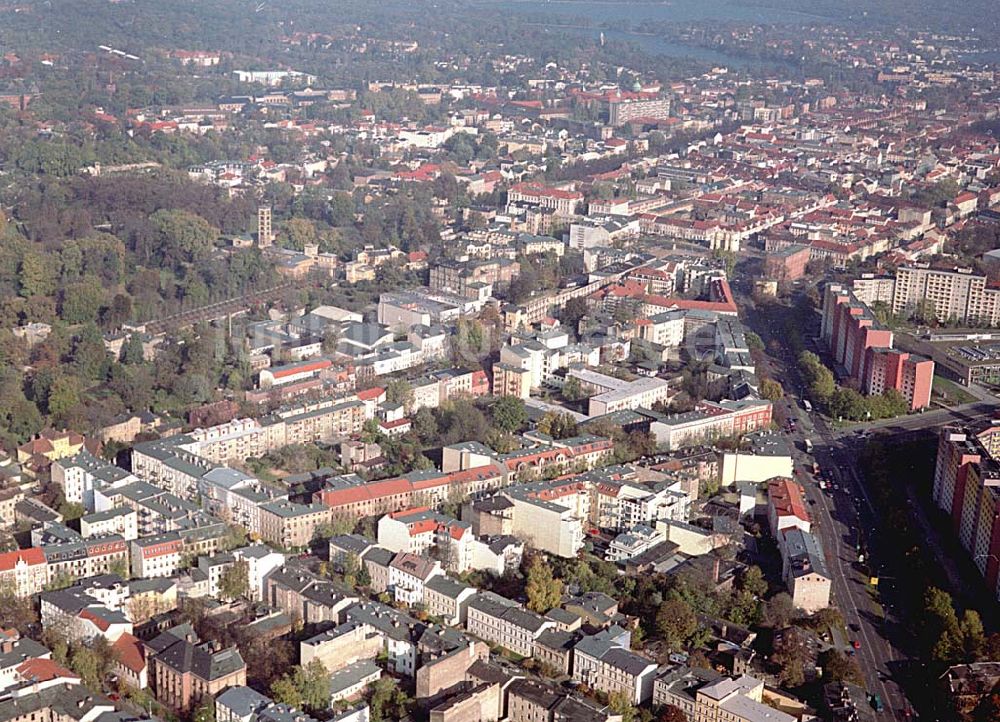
(764, 244), (811, 282)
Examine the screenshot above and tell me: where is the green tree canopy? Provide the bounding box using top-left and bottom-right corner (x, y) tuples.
(492, 395), (528, 433)
(525, 555), (563, 613)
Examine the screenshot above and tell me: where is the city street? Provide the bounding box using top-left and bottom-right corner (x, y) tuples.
(781, 389), (908, 720)
(743, 302), (920, 720)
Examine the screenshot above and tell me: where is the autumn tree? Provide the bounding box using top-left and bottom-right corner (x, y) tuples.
(760, 378), (784, 402)
(536, 411), (579, 440)
(525, 555), (563, 613)
(218, 560), (249, 601)
(656, 599), (697, 650)
(658, 704), (687, 722)
(607, 690), (636, 722)
(193, 698), (215, 722)
(367, 675), (412, 722)
(818, 649), (864, 685)
(270, 661), (329, 712)
(738, 566), (768, 598)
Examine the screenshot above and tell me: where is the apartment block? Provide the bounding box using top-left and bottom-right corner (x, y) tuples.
(51, 451), (137, 511)
(131, 532), (184, 579)
(780, 527), (831, 613)
(933, 427), (1000, 601)
(821, 284), (932, 410)
(299, 621), (383, 673)
(892, 265), (1000, 326)
(0, 548), (48, 597)
(573, 627), (656, 704)
(257, 500), (331, 550)
(466, 591), (553, 658)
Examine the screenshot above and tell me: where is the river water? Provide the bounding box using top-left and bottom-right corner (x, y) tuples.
(495, 0), (832, 66)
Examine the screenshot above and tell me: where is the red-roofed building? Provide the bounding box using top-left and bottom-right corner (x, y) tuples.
(378, 417), (412, 437)
(378, 507), (475, 572)
(15, 658), (80, 689)
(509, 182), (583, 216)
(0, 548), (48, 597)
(317, 463), (506, 521)
(954, 191), (979, 218)
(130, 534), (184, 579)
(767, 478), (811, 537)
(112, 632), (148, 689)
(260, 358), (334, 388)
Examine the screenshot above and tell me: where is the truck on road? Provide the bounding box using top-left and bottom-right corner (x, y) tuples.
(803, 399), (813, 412)
(804, 438), (813, 454)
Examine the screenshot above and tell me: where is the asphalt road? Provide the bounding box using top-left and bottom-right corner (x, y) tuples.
(766, 357), (908, 720)
(827, 401), (1000, 438)
(744, 304), (912, 719)
(743, 292), (1000, 719)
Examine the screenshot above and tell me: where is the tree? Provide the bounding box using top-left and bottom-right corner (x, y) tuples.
(385, 378), (414, 411)
(764, 593), (797, 628)
(960, 609), (986, 661)
(73, 323), (111, 381)
(492, 395), (527, 433)
(828, 387), (867, 421)
(819, 649), (863, 684)
(270, 661), (329, 712)
(105, 293), (132, 331)
(688, 650), (711, 669)
(738, 566), (767, 598)
(537, 411), (579, 440)
(284, 218), (317, 249)
(607, 690), (636, 722)
(525, 555), (563, 613)
(150, 209), (218, 266)
(0, 585), (38, 634)
(218, 560), (249, 601)
(658, 704), (687, 722)
(68, 636), (114, 688)
(772, 627), (811, 687)
(561, 296), (588, 332)
(760, 378), (784, 402)
(58, 501), (85, 521)
(270, 674), (302, 708)
(562, 376), (586, 401)
(367, 675), (411, 722)
(48, 376), (81, 421)
(296, 660), (330, 712)
(193, 699), (215, 722)
(19, 252), (56, 297)
(59, 276), (105, 324)
(913, 297), (938, 324)
(656, 599), (697, 650)
(924, 586), (962, 664)
(121, 334), (145, 365)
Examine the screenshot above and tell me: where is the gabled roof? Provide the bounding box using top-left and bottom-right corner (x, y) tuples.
(111, 633), (145, 673)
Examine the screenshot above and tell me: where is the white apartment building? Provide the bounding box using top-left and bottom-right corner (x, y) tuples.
(890, 265), (1000, 326)
(130, 532), (183, 579)
(567, 368), (674, 416)
(387, 553), (443, 606)
(573, 627), (656, 705)
(466, 592), (553, 658)
(423, 575), (477, 626)
(503, 490), (585, 558)
(80, 507), (138, 541)
(51, 451), (138, 511)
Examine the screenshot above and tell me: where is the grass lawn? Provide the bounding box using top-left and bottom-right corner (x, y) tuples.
(932, 375), (976, 406)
